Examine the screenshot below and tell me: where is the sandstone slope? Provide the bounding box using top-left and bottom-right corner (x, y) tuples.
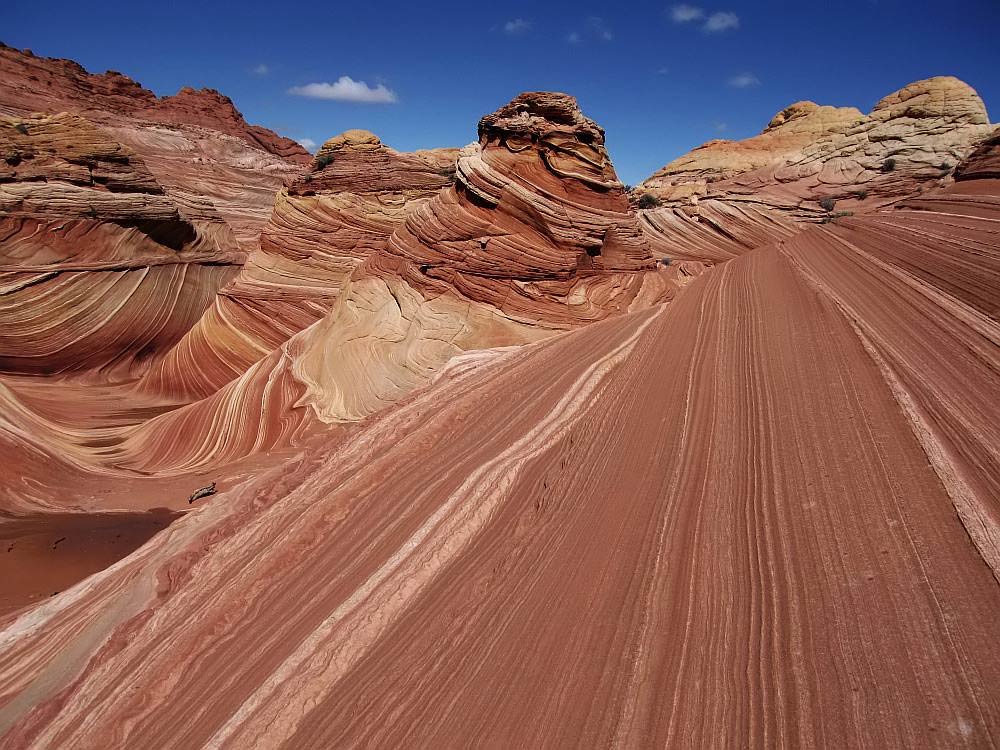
(0, 112), (241, 379)
(1, 162), (998, 747)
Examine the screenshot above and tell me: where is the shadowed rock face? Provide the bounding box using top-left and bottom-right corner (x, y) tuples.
(637, 76), (994, 263)
(955, 125), (1000, 181)
(0, 113), (241, 379)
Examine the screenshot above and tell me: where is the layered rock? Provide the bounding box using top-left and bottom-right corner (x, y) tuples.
(138, 130), (459, 400)
(2, 164), (1000, 748)
(290, 93), (682, 422)
(955, 125), (1000, 182)
(0, 113), (241, 379)
(0, 43), (309, 163)
(638, 76), (993, 262)
(0, 43), (307, 252)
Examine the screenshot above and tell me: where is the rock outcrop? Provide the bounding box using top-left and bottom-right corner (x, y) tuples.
(2, 156), (1000, 749)
(2, 44), (1000, 749)
(638, 76), (993, 262)
(138, 130), (460, 400)
(0, 43), (309, 163)
(0, 113), (240, 379)
(0, 43), (307, 252)
(286, 93), (682, 422)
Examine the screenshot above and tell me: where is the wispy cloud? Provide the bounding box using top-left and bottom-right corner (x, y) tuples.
(568, 18), (613, 44)
(503, 18), (531, 34)
(704, 11), (739, 32)
(728, 72), (760, 88)
(588, 16), (614, 41)
(296, 138), (318, 151)
(670, 4), (704, 23)
(657, 66), (670, 75)
(670, 6), (739, 32)
(251, 64), (270, 76)
(288, 77), (398, 103)
(712, 121), (728, 133)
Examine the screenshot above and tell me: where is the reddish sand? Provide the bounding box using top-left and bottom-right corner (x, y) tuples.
(0, 509), (180, 616)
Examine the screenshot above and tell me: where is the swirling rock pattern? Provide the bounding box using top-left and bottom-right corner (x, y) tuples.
(1, 163), (999, 746)
(138, 130), (460, 400)
(285, 93), (684, 421)
(0, 113), (241, 379)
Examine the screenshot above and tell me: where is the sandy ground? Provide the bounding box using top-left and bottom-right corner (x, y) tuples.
(0, 509), (180, 616)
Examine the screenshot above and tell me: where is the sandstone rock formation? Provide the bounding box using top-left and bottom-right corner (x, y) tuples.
(0, 44), (307, 252)
(0, 43), (309, 163)
(0, 112), (241, 379)
(2, 49), (999, 748)
(137, 129), (460, 400)
(637, 76), (993, 262)
(1, 153), (999, 748)
(284, 92), (682, 422)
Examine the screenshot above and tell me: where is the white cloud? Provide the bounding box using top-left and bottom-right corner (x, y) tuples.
(567, 31), (582, 43)
(728, 72), (760, 88)
(288, 77), (398, 104)
(297, 138), (317, 151)
(251, 64), (270, 75)
(504, 18), (531, 34)
(657, 66), (669, 75)
(671, 4), (704, 22)
(704, 11), (739, 31)
(713, 121), (728, 133)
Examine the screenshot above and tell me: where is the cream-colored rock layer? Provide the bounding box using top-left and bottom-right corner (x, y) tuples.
(285, 93), (683, 422)
(138, 131), (457, 400)
(638, 76), (993, 246)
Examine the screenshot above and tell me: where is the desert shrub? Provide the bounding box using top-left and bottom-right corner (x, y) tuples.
(661, 257), (672, 266)
(939, 161), (952, 172)
(821, 210), (854, 224)
(314, 153), (334, 171)
(4, 150), (21, 166)
(819, 197), (836, 212)
(622, 183), (633, 194)
(853, 189), (869, 199)
(637, 193), (661, 209)
(881, 158), (896, 173)
(14, 123), (28, 135)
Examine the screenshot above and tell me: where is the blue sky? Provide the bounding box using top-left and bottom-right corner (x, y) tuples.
(4, 0), (998, 184)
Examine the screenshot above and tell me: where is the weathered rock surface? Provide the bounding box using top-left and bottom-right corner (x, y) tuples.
(638, 76), (993, 262)
(3, 50), (1000, 748)
(2, 163), (999, 748)
(0, 44), (307, 252)
(138, 130), (460, 400)
(286, 93), (682, 422)
(0, 113), (241, 379)
(0, 43), (309, 163)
